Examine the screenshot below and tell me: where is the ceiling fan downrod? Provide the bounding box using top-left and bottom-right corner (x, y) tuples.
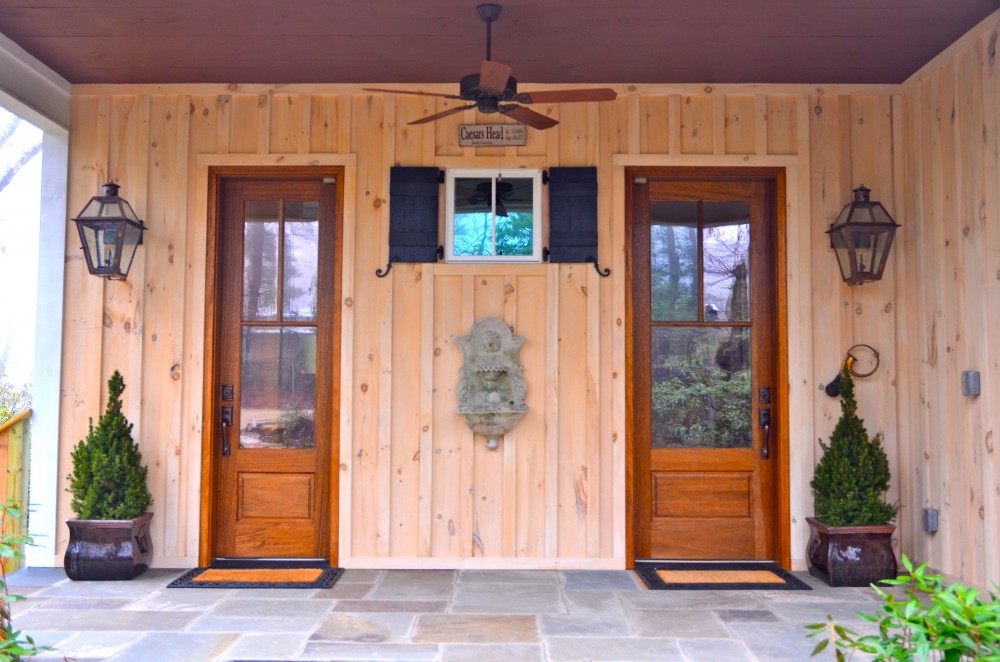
(477, 3), (502, 61)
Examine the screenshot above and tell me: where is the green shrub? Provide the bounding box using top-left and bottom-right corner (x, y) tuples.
(811, 371), (897, 526)
(66, 371), (152, 520)
(806, 555), (1000, 661)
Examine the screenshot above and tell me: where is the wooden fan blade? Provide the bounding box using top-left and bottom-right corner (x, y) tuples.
(409, 104), (477, 125)
(515, 88), (618, 104)
(480, 59), (513, 93)
(363, 87), (463, 100)
(500, 104), (558, 130)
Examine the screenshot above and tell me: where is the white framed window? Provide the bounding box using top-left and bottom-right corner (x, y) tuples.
(445, 169), (542, 262)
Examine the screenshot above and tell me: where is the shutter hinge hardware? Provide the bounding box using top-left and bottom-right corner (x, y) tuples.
(542, 170), (550, 185)
(588, 256), (611, 278)
(375, 245), (443, 279)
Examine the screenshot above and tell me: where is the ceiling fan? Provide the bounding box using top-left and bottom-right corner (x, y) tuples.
(363, 3), (617, 130)
(468, 180), (516, 216)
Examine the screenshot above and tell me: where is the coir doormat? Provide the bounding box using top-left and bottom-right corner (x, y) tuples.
(634, 561), (812, 590)
(167, 561), (343, 589)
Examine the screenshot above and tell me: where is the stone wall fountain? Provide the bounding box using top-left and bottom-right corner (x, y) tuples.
(456, 317), (528, 450)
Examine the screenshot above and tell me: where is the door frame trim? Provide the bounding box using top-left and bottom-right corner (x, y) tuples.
(198, 163), (346, 566)
(624, 166), (790, 568)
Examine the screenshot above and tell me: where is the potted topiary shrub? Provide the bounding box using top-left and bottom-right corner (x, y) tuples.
(65, 371), (153, 581)
(807, 370), (898, 587)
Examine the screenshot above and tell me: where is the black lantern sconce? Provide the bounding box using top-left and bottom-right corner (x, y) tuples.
(71, 181), (146, 280)
(826, 185), (900, 285)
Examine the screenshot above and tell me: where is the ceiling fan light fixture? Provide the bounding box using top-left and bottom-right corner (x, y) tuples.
(476, 3), (502, 24)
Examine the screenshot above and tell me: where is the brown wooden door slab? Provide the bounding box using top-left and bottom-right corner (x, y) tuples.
(632, 175), (777, 560)
(212, 178), (336, 559)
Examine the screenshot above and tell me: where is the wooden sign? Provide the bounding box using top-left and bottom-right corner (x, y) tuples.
(459, 124), (526, 147)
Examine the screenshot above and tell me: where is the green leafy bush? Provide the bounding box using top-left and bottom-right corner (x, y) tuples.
(811, 371), (897, 526)
(66, 371), (152, 520)
(0, 500), (45, 661)
(806, 555), (1000, 661)
(0, 379), (29, 426)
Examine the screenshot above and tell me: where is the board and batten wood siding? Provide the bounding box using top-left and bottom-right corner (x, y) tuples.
(895, 11), (1000, 587)
(59, 81), (908, 570)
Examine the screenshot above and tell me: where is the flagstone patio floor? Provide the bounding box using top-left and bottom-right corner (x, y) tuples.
(7, 566), (881, 661)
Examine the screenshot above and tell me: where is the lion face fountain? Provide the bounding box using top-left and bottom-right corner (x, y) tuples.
(455, 318), (528, 449)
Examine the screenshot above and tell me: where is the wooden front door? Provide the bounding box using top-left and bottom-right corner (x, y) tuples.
(632, 174), (778, 560)
(211, 176), (338, 560)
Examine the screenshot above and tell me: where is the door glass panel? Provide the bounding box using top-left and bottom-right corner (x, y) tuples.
(283, 201), (319, 322)
(703, 202), (751, 322)
(243, 201), (280, 321)
(651, 326), (751, 448)
(650, 202), (698, 321)
(240, 327), (317, 449)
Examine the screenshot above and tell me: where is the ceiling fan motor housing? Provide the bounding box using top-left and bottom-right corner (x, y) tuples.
(460, 73), (518, 112)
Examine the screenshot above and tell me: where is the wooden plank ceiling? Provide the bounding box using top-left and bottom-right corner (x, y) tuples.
(0, 0), (996, 85)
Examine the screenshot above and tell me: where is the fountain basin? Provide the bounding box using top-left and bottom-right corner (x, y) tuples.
(456, 407), (528, 449)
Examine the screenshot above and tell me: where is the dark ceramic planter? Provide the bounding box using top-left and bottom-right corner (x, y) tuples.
(64, 512), (153, 581)
(806, 516), (897, 587)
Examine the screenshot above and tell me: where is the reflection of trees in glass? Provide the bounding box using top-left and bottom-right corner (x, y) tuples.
(283, 221), (318, 320)
(243, 221), (278, 320)
(651, 328), (751, 448)
(703, 223), (750, 321)
(240, 329), (316, 450)
(651, 224), (697, 320)
(454, 211), (533, 257)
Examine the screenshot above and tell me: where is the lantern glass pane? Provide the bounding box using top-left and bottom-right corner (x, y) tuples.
(120, 235), (140, 277)
(119, 200), (141, 222)
(97, 202), (121, 218)
(78, 198), (105, 219)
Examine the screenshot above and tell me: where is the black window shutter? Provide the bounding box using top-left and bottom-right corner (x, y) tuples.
(547, 167), (599, 264)
(387, 166), (441, 264)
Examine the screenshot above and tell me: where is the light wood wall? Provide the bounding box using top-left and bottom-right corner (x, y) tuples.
(59, 79), (912, 570)
(895, 12), (1000, 586)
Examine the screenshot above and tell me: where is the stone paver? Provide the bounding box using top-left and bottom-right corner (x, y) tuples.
(539, 612), (633, 637)
(297, 642), (440, 660)
(4, 565), (886, 661)
(311, 612), (416, 643)
(547, 636), (685, 661)
(451, 583), (566, 614)
(34, 631), (144, 660)
(108, 633), (238, 662)
(678, 638), (758, 662)
(412, 614), (539, 643)
(562, 570), (641, 590)
(371, 570), (456, 600)
(441, 643), (544, 661)
(629, 608), (731, 638)
(218, 632), (308, 660)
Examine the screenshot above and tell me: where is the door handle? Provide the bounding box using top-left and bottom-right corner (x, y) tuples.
(221, 406), (233, 457)
(758, 409), (771, 460)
